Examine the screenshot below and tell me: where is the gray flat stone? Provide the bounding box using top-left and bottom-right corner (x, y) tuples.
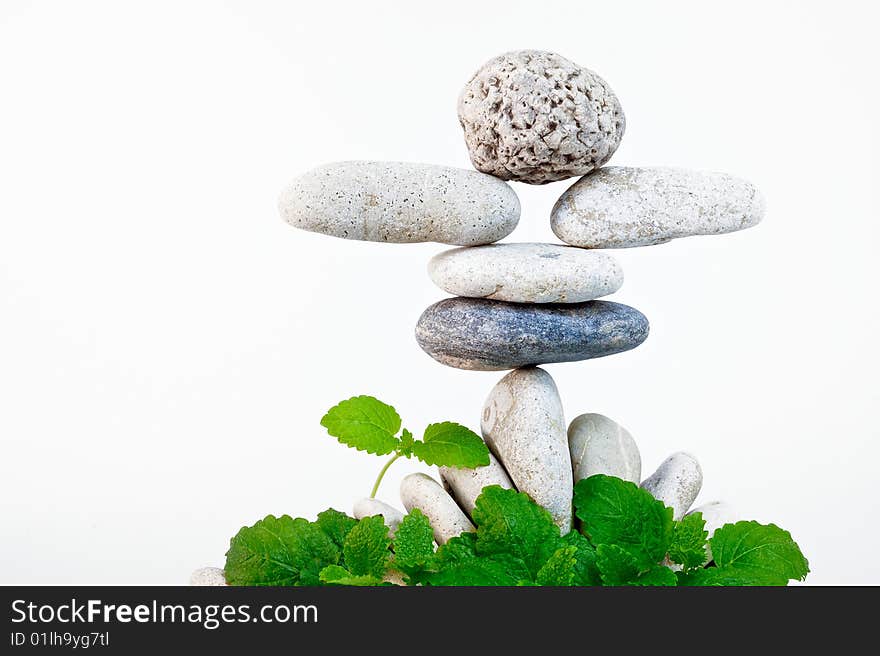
(551, 167), (765, 248)
(400, 473), (474, 545)
(481, 367), (572, 532)
(568, 413), (641, 483)
(415, 298), (649, 371)
(641, 452), (703, 520)
(440, 451), (515, 517)
(458, 50), (625, 184)
(352, 497), (405, 537)
(428, 243), (623, 303)
(279, 161), (520, 245)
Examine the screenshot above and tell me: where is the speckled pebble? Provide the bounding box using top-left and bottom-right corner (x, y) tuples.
(551, 167), (765, 248)
(440, 451), (515, 517)
(458, 50), (625, 184)
(481, 367), (572, 532)
(415, 298), (649, 371)
(400, 473), (474, 545)
(352, 497), (405, 537)
(568, 413), (641, 484)
(428, 243), (623, 303)
(641, 452), (703, 520)
(279, 161), (520, 245)
(189, 567), (227, 586)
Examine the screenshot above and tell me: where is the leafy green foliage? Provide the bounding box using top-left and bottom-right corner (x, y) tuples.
(392, 509), (435, 581)
(668, 512), (709, 570)
(412, 422), (490, 468)
(342, 515), (391, 578)
(596, 544), (676, 586)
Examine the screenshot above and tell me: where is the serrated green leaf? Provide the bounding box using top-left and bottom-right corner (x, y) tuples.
(668, 512), (709, 570)
(679, 521), (809, 586)
(314, 508), (358, 550)
(342, 515), (391, 578)
(428, 533), (521, 586)
(411, 422), (490, 468)
(574, 474), (673, 567)
(536, 546), (579, 586)
(596, 544), (675, 586)
(320, 396), (402, 455)
(393, 509), (435, 576)
(472, 486), (561, 580)
(560, 530), (601, 586)
(319, 564), (385, 586)
(225, 514), (339, 586)
(398, 429), (416, 457)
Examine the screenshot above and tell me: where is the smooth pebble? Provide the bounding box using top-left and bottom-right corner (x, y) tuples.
(568, 413), (641, 484)
(400, 473), (474, 545)
(352, 497), (405, 537)
(641, 452), (703, 520)
(440, 451), (515, 517)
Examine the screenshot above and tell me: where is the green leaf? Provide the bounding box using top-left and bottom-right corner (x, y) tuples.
(314, 508), (358, 551)
(319, 564), (385, 586)
(668, 512), (709, 570)
(679, 521), (809, 586)
(225, 514), (339, 586)
(428, 533), (521, 586)
(596, 544), (675, 586)
(320, 396), (402, 455)
(393, 509), (435, 576)
(574, 474), (673, 567)
(412, 422), (490, 468)
(398, 429), (416, 457)
(536, 546), (579, 586)
(472, 486), (562, 580)
(560, 530), (601, 586)
(342, 515), (391, 578)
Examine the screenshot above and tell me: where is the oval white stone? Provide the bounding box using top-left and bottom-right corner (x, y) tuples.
(481, 367), (573, 532)
(280, 161), (520, 245)
(568, 413), (641, 484)
(428, 243), (624, 303)
(399, 473), (474, 545)
(440, 451), (515, 517)
(189, 567), (227, 586)
(352, 497), (405, 537)
(641, 452), (703, 520)
(551, 167), (765, 248)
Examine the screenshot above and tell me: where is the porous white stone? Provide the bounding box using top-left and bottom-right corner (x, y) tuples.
(551, 167), (765, 248)
(458, 50), (625, 184)
(352, 497), (405, 537)
(279, 161), (520, 245)
(440, 451), (515, 517)
(428, 243), (623, 303)
(641, 452), (703, 520)
(481, 367), (573, 532)
(400, 473), (474, 545)
(189, 567), (227, 586)
(568, 413), (641, 484)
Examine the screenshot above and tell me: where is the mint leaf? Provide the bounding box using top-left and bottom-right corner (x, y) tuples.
(342, 515), (391, 578)
(320, 396), (402, 455)
(574, 474), (673, 567)
(412, 422), (490, 468)
(393, 509), (435, 576)
(428, 533), (521, 586)
(319, 564), (384, 586)
(561, 530), (601, 586)
(596, 544), (675, 586)
(536, 546), (578, 586)
(668, 512), (709, 570)
(680, 521), (809, 586)
(314, 508), (358, 550)
(398, 429), (416, 457)
(472, 486), (561, 580)
(225, 514), (339, 586)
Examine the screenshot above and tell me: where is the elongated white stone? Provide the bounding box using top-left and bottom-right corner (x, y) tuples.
(481, 367), (572, 532)
(641, 452), (703, 520)
(400, 473), (474, 545)
(440, 451), (515, 517)
(568, 413), (641, 484)
(280, 161), (520, 245)
(189, 567), (227, 586)
(352, 497), (405, 537)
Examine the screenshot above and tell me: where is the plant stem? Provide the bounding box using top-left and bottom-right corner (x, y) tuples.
(370, 452), (402, 499)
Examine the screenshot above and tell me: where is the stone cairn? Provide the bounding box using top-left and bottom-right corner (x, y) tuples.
(192, 50), (764, 583)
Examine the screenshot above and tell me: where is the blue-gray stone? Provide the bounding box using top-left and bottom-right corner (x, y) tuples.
(415, 298), (649, 371)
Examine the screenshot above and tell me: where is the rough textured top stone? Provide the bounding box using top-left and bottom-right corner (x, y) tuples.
(415, 298), (649, 371)
(428, 243), (623, 303)
(551, 167), (765, 248)
(279, 161), (520, 245)
(457, 50), (625, 184)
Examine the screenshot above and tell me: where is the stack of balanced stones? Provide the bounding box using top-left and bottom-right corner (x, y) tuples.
(281, 51), (762, 547)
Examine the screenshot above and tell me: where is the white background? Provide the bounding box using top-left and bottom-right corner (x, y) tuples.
(1, 0), (877, 585)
